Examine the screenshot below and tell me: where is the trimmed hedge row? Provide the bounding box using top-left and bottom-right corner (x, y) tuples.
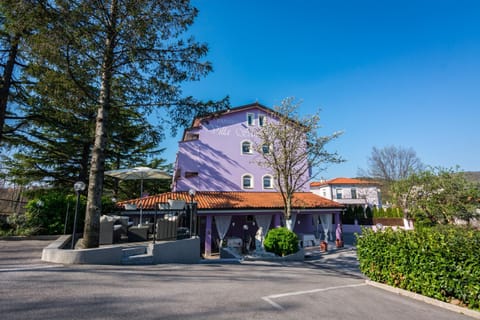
(356, 226), (480, 310)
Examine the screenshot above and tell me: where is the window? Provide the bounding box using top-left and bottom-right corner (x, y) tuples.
(174, 169), (181, 179)
(258, 115), (266, 127)
(242, 174), (253, 189)
(336, 188), (343, 199)
(262, 144), (270, 154)
(351, 188), (357, 199)
(184, 133), (199, 141)
(247, 113), (255, 126)
(185, 171), (198, 178)
(242, 140), (252, 154)
(263, 175), (273, 189)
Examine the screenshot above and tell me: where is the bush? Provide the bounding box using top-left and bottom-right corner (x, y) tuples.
(263, 227), (299, 256)
(24, 192), (118, 235)
(356, 225), (480, 310)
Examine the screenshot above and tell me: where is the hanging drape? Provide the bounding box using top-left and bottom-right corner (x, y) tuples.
(254, 215), (272, 246)
(319, 214), (332, 241)
(214, 215), (232, 247)
(312, 214), (320, 238)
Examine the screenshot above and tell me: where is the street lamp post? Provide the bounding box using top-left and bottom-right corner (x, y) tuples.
(71, 181), (86, 250)
(189, 189), (196, 236)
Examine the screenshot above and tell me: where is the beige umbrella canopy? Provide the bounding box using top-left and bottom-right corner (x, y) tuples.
(104, 166), (171, 224)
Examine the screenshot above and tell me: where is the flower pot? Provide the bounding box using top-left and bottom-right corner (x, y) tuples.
(320, 241), (328, 252)
(335, 239), (344, 248)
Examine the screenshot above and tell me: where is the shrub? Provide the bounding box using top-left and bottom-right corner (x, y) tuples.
(356, 225), (480, 311)
(23, 188), (121, 235)
(342, 206), (355, 224)
(263, 227), (299, 256)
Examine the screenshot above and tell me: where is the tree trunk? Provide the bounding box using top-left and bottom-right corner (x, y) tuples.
(82, 0), (117, 248)
(285, 195), (293, 230)
(0, 34), (20, 145)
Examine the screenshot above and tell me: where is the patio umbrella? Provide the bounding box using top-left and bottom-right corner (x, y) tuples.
(104, 166), (171, 224)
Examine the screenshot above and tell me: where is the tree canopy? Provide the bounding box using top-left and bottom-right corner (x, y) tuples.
(391, 167), (480, 225)
(360, 145), (424, 182)
(0, 0), (228, 247)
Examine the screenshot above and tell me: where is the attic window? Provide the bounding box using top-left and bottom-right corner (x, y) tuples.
(247, 113), (255, 126)
(258, 115), (266, 127)
(185, 171), (198, 178)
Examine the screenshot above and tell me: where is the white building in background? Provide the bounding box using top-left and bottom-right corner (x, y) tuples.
(310, 177), (382, 208)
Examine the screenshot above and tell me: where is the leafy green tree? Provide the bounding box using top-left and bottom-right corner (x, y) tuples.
(251, 97), (343, 227)
(391, 167), (480, 225)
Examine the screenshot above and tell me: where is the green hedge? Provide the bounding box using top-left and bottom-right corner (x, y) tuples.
(372, 207), (403, 218)
(356, 226), (480, 310)
(264, 227), (299, 256)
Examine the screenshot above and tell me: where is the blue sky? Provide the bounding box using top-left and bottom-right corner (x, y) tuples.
(161, 0), (480, 179)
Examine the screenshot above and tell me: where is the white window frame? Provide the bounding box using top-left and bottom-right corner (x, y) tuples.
(262, 175), (273, 189)
(351, 188), (357, 199)
(247, 113), (255, 126)
(241, 140), (253, 154)
(242, 174), (254, 189)
(336, 188), (343, 199)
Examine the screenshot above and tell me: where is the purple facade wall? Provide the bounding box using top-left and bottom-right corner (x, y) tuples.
(173, 106), (310, 192)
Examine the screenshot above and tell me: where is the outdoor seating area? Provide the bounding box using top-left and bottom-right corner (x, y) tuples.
(98, 199), (196, 245)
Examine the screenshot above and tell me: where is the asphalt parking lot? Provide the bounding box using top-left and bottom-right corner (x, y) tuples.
(0, 238), (477, 320)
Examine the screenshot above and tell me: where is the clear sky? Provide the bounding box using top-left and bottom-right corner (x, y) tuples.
(160, 0), (480, 179)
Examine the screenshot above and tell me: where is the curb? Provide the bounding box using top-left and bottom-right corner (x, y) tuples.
(366, 280), (480, 319)
(0, 235), (60, 241)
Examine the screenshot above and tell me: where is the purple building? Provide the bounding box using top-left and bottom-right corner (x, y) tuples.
(122, 103), (344, 257)
(173, 103), (310, 193)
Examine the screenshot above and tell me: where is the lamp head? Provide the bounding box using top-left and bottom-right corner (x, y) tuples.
(74, 181), (86, 193)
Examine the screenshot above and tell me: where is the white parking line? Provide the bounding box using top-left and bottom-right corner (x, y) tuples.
(0, 264), (63, 272)
(262, 283), (367, 310)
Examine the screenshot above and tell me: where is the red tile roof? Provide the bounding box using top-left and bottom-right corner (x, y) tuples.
(117, 191), (344, 211)
(310, 177), (377, 187)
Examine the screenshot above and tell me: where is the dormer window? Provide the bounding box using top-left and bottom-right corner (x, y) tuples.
(247, 113), (255, 126)
(242, 140), (253, 154)
(242, 174), (253, 189)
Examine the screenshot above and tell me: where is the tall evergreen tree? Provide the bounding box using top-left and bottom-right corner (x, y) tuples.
(0, 1), (42, 145)
(34, 0), (227, 248)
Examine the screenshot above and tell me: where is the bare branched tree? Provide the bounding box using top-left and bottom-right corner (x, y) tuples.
(362, 145), (424, 182)
(251, 97), (343, 227)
